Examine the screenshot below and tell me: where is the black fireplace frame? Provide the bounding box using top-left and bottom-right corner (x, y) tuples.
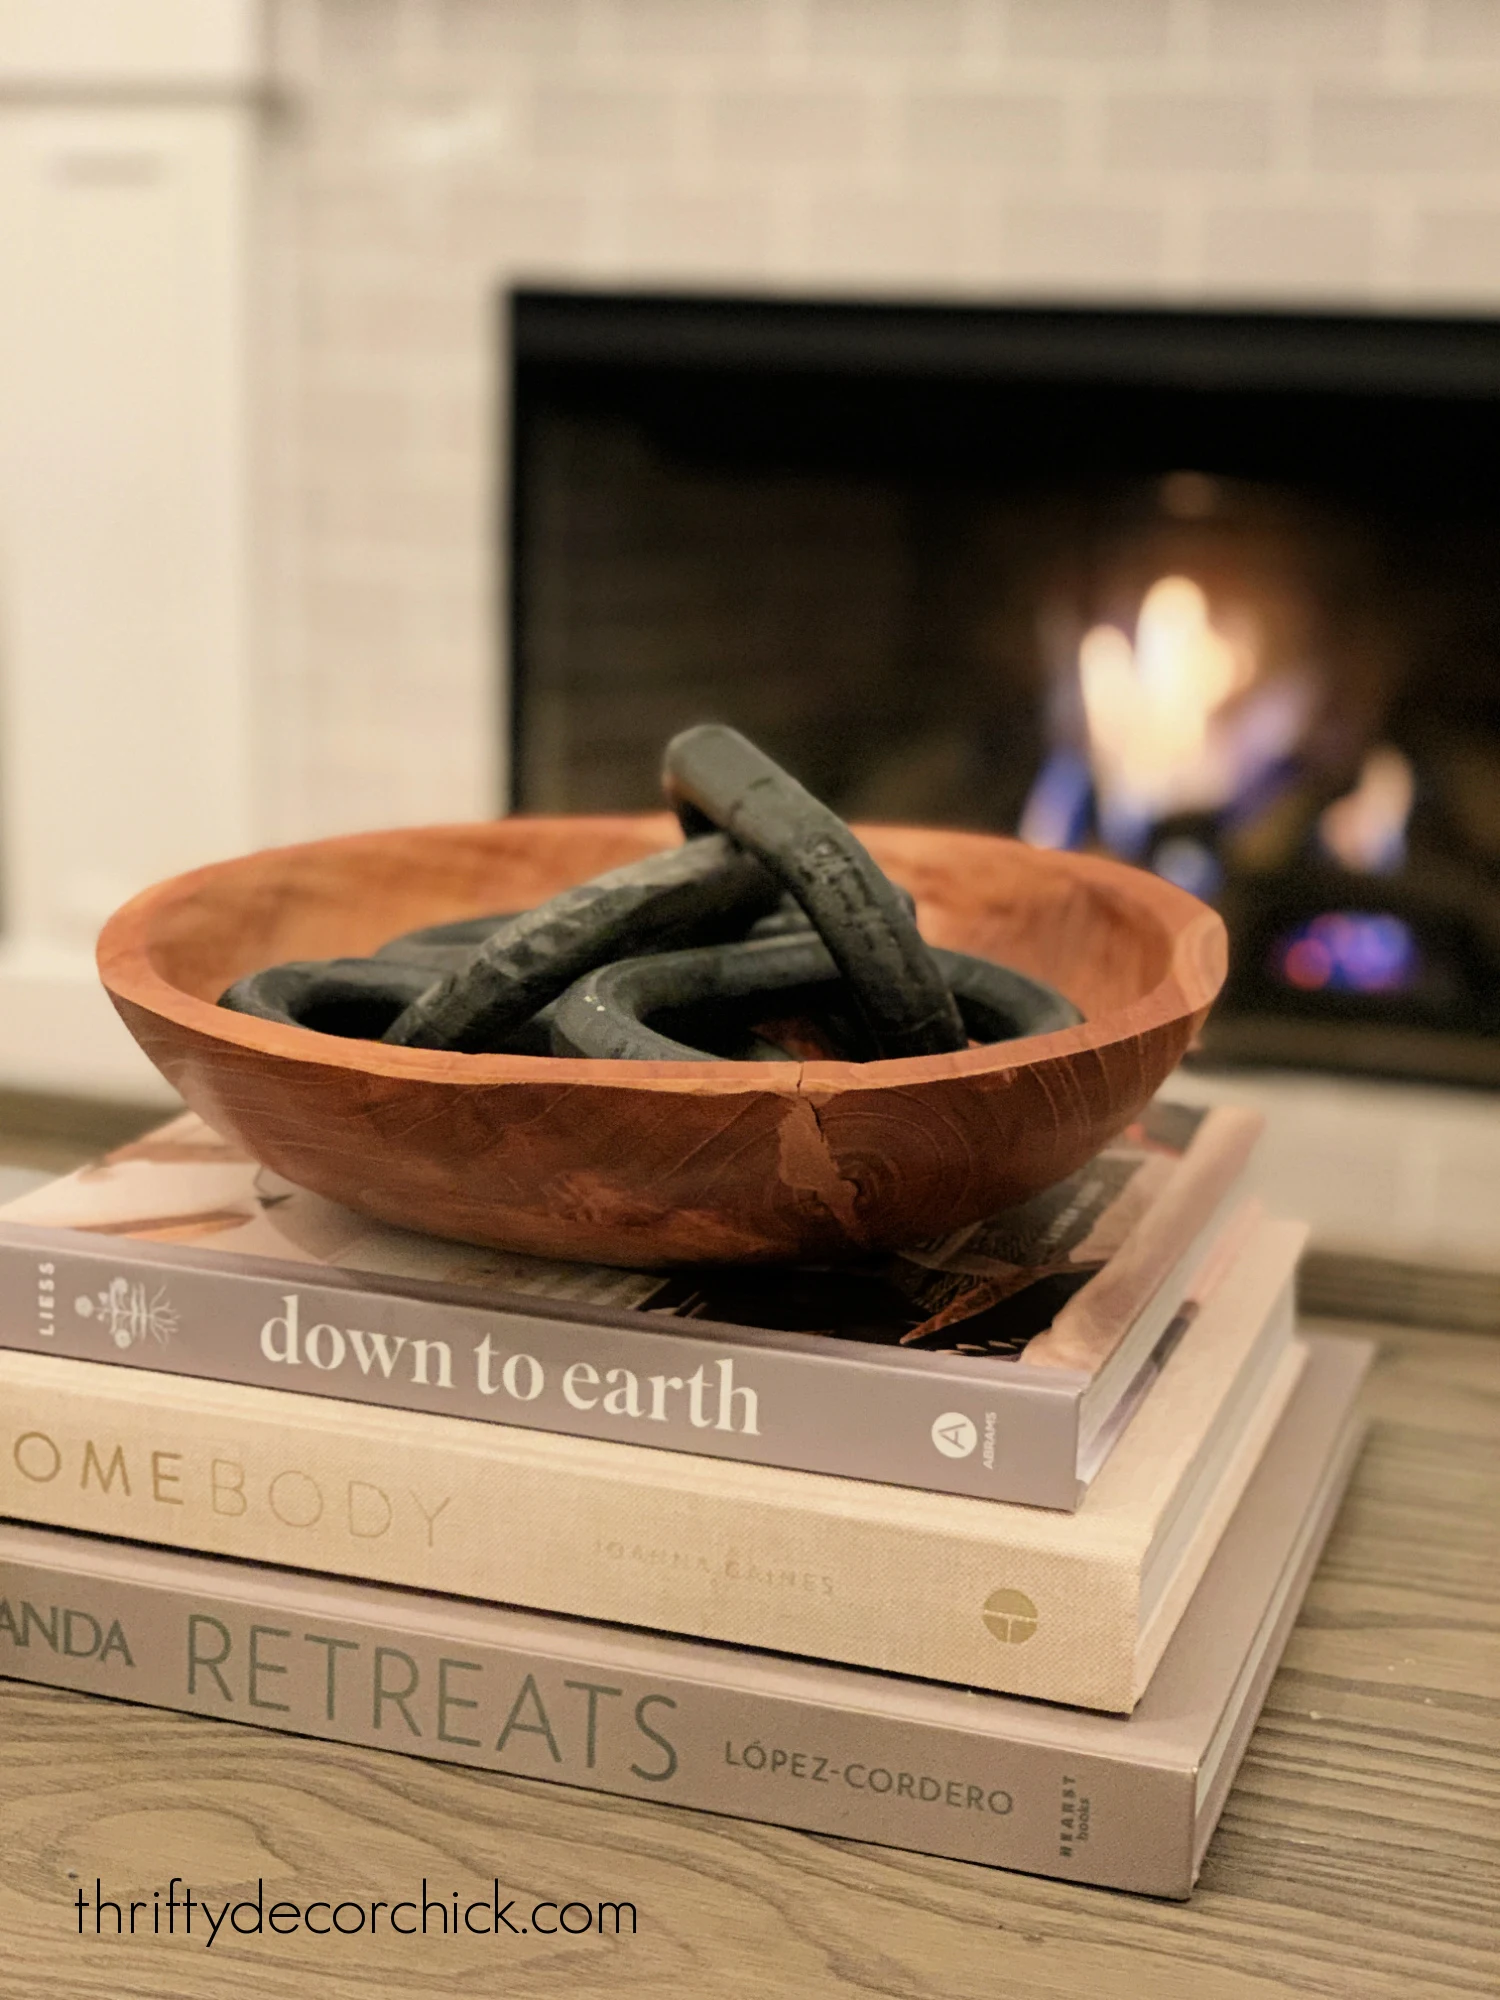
(510, 287), (1500, 396)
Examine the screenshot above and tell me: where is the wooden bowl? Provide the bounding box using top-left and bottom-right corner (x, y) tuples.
(97, 816), (1226, 1267)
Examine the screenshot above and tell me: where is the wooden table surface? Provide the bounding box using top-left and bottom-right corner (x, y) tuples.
(1, 1313), (1496, 2000)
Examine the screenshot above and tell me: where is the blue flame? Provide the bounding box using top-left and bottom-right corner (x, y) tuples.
(1275, 912), (1421, 995)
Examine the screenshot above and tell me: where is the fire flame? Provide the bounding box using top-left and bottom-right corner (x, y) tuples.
(1318, 745), (1415, 875)
(1078, 577), (1253, 839)
(1021, 570), (1315, 860)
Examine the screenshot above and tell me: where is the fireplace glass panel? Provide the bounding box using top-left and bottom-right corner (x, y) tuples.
(509, 293), (1500, 1084)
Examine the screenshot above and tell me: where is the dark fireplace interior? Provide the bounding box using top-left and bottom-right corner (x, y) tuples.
(508, 290), (1500, 1086)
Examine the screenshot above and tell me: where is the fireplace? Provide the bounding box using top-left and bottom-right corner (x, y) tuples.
(509, 290), (1500, 1088)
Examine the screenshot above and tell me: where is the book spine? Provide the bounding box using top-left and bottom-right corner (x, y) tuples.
(0, 1322), (1302, 1709)
(0, 1533), (1195, 1896)
(0, 1227), (1085, 1507)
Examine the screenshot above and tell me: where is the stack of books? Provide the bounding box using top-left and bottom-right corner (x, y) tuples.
(0, 1096), (1371, 1898)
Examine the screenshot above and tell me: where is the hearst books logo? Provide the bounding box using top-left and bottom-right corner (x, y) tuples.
(74, 1275), (179, 1352)
(981, 1589), (1038, 1646)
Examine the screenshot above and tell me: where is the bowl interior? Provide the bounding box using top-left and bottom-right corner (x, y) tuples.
(118, 813), (1210, 1064)
(139, 817), (675, 1002)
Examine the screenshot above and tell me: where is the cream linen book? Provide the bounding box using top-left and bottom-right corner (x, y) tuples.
(0, 1215), (1305, 1711)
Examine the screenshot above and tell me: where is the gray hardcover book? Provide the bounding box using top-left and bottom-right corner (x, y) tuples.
(0, 1102), (1261, 1509)
(0, 1332), (1371, 1898)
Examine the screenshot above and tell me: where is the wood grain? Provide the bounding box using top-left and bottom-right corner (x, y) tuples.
(1, 1315), (1494, 2000)
(95, 816), (1225, 1267)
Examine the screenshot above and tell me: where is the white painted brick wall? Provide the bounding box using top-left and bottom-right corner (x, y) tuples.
(259, 0), (1500, 838)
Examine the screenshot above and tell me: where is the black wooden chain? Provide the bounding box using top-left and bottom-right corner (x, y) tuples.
(218, 732), (1082, 1066)
(379, 831), (782, 1053)
(549, 935), (1081, 1063)
(662, 725), (968, 1060)
(372, 913), (514, 974)
(219, 953), (557, 1054)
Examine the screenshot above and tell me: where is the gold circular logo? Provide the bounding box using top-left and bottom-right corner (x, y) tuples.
(981, 1588), (1038, 1645)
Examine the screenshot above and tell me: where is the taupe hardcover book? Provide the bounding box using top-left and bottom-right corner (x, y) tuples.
(0, 1100), (1261, 1508)
(0, 1333), (1373, 1899)
(0, 1215), (1303, 1710)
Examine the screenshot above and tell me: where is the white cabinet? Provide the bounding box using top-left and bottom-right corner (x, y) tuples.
(0, 3), (261, 1096)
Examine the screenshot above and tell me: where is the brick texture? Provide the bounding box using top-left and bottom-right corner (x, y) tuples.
(1199, 206), (1376, 294)
(1000, 202), (1165, 288)
(606, 0), (774, 60)
(1423, 0), (1500, 59)
(436, 0), (585, 62)
(1105, 94), (1273, 173)
(1006, 0), (1172, 60)
(1203, 0), (1387, 61)
(707, 86), (869, 167)
(803, 0), (969, 60)
(532, 84), (679, 166)
(905, 92), (1066, 175)
(614, 189), (774, 275)
(1410, 210), (1500, 291)
(801, 190), (976, 284)
(1311, 94), (1500, 174)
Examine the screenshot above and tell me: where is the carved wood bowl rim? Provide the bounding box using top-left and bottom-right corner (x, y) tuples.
(97, 814), (1227, 1098)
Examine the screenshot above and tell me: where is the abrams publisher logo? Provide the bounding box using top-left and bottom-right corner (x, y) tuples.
(72, 1274), (179, 1351)
(981, 1589), (1039, 1646)
(930, 1412), (978, 1459)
